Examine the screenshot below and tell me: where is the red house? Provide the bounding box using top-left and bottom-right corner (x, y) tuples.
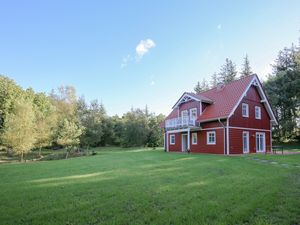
(162, 74), (277, 155)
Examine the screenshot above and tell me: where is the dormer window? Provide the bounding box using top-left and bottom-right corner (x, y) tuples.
(242, 103), (249, 117)
(190, 108), (197, 120)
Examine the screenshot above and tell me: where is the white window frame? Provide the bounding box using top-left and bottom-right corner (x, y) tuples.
(192, 132), (197, 145)
(255, 106), (261, 119)
(181, 110), (188, 118)
(207, 131), (216, 145)
(242, 131), (249, 153)
(256, 132), (265, 152)
(170, 134), (175, 145)
(242, 103), (249, 117)
(189, 108), (197, 121)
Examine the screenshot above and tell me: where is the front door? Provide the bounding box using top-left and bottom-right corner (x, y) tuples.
(182, 134), (188, 152)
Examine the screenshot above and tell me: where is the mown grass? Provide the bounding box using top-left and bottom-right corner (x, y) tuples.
(0, 149), (299, 225)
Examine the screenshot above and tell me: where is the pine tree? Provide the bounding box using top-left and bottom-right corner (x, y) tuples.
(194, 79), (209, 93)
(240, 54), (252, 77)
(210, 73), (218, 88)
(218, 58), (237, 84)
(194, 81), (201, 93)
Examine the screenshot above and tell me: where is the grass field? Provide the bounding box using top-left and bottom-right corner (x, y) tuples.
(0, 149), (299, 225)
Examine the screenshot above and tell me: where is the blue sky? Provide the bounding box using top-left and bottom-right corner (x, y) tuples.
(0, 0), (299, 116)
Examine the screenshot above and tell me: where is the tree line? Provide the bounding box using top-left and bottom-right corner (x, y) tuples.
(0, 77), (165, 161)
(194, 55), (252, 93)
(194, 42), (300, 142)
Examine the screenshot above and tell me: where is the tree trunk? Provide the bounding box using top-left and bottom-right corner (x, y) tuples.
(65, 151), (69, 159)
(20, 152), (24, 162)
(39, 147), (42, 157)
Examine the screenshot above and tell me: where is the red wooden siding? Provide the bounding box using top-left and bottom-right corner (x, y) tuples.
(168, 129), (224, 154)
(179, 101), (201, 117)
(168, 133), (182, 152)
(229, 86), (271, 130)
(229, 128), (271, 154)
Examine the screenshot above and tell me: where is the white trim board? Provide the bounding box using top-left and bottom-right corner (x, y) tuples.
(229, 126), (271, 132)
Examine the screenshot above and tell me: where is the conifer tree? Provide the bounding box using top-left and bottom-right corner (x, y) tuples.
(240, 54), (252, 77)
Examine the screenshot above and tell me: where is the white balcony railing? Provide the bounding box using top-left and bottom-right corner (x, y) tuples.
(165, 116), (197, 129)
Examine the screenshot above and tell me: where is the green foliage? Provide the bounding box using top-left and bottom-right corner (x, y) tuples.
(264, 43), (300, 142)
(218, 58), (237, 83)
(194, 79), (209, 93)
(240, 54), (252, 77)
(0, 75), (24, 132)
(56, 119), (83, 158)
(1, 99), (36, 161)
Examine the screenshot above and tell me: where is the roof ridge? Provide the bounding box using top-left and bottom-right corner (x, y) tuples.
(194, 74), (256, 95)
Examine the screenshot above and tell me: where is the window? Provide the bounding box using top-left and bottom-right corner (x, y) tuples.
(243, 132), (249, 153)
(256, 132), (265, 152)
(242, 103), (249, 117)
(170, 134), (175, 145)
(190, 108), (197, 120)
(181, 110), (188, 118)
(207, 131), (216, 145)
(255, 106), (261, 119)
(192, 133), (197, 145)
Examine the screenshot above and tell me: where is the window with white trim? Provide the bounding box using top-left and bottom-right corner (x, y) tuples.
(190, 108), (197, 120)
(170, 134), (175, 145)
(207, 131), (216, 145)
(192, 133), (197, 145)
(242, 103), (249, 117)
(181, 110), (188, 118)
(256, 132), (265, 152)
(255, 106), (261, 119)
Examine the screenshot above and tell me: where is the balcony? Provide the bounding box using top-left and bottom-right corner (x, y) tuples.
(165, 116), (197, 130)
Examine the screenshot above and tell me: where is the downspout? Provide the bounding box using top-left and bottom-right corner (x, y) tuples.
(218, 118), (226, 155)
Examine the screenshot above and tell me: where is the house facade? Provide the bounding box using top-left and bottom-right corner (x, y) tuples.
(162, 75), (277, 155)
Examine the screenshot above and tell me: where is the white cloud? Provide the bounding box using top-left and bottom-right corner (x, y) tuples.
(135, 39), (156, 59)
(217, 24), (222, 30)
(150, 80), (155, 86)
(121, 54), (131, 68)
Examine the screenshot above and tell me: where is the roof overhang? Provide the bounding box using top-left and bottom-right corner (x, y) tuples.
(172, 92), (213, 109)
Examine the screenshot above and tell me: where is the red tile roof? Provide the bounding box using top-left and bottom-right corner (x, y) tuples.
(197, 75), (255, 122)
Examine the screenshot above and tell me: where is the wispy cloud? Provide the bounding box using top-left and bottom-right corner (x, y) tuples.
(217, 24), (222, 30)
(121, 55), (132, 68)
(121, 38), (156, 68)
(135, 39), (156, 59)
(150, 80), (155, 86)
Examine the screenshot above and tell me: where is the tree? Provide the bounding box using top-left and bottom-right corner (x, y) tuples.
(79, 99), (105, 149)
(194, 79), (209, 93)
(56, 119), (83, 159)
(2, 99), (36, 161)
(218, 58), (237, 83)
(210, 73), (218, 88)
(240, 54), (252, 77)
(33, 93), (56, 157)
(264, 43), (300, 142)
(147, 114), (164, 148)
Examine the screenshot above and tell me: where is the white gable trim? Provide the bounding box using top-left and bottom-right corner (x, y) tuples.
(172, 92), (200, 109)
(228, 75), (278, 125)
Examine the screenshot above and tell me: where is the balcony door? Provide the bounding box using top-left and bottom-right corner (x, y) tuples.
(181, 110), (188, 126)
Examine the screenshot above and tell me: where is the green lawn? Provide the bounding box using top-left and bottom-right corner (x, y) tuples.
(0, 149), (299, 225)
